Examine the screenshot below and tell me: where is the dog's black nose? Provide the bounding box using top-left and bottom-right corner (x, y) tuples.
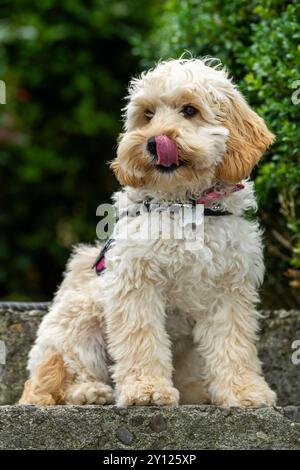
(147, 137), (157, 158)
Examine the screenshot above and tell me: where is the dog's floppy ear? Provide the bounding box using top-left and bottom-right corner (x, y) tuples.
(216, 90), (274, 182)
(110, 159), (141, 187)
(110, 132), (145, 187)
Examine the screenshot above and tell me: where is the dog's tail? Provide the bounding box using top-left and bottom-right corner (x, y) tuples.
(19, 351), (65, 405)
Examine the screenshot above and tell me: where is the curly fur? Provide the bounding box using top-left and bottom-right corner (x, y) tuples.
(20, 58), (276, 407)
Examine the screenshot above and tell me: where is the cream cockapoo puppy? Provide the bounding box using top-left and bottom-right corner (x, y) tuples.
(20, 58), (276, 407)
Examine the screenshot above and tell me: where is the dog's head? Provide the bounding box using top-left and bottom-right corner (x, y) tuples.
(111, 59), (274, 193)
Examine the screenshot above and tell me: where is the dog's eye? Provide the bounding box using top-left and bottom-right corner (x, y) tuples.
(145, 110), (154, 120)
(181, 105), (197, 118)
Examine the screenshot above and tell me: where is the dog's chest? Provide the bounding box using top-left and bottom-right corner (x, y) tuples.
(162, 216), (241, 272)
(159, 216), (259, 309)
(106, 211), (261, 312)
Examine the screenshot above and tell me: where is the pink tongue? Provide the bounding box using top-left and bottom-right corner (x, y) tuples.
(155, 135), (179, 167)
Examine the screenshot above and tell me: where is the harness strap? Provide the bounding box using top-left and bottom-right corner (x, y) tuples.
(93, 207), (233, 275)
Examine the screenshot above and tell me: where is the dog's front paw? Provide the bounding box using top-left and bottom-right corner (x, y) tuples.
(116, 376), (179, 406)
(65, 381), (114, 405)
(210, 375), (277, 407)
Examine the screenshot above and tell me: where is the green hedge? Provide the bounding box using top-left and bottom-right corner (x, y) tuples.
(0, 0), (157, 300)
(1, 0), (300, 305)
(133, 0), (300, 297)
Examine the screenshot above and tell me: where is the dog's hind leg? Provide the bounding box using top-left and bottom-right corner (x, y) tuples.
(20, 352), (114, 405)
(19, 351), (65, 405)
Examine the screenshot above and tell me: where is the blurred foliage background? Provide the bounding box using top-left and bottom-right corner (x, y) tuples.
(1, 0), (300, 307)
(0, 0), (157, 299)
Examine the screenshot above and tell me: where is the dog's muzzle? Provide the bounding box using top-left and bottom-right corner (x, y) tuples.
(147, 135), (179, 172)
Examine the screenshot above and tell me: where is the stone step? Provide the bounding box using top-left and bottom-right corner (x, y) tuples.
(0, 405), (300, 450)
(0, 305), (300, 449)
(0, 305), (299, 405)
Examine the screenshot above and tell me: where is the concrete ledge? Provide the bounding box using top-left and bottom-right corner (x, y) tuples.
(1, 305), (300, 450)
(0, 307), (44, 405)
(0, 405), (300, 450)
